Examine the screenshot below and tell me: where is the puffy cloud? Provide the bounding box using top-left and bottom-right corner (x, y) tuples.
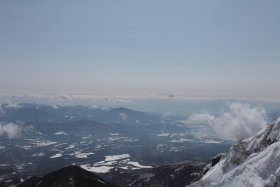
(185, 103), (267, 141)
(0, 123), (22, 139)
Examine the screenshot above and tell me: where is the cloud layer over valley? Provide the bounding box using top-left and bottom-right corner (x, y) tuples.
(0, 123), (22, 139)
(186, 103), (267, 141)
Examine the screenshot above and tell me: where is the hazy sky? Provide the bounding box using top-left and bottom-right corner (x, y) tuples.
(0, 1), (279, 98)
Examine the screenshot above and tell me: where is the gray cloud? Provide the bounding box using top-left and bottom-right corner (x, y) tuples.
(0, 123), (22, 139)
(185, 103), (267, 141)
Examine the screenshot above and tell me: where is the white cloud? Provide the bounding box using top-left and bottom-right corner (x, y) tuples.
(0, 123), (22, 139)
(185, 103), (267, 141)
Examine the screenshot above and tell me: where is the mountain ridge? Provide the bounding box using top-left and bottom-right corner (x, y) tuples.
(189, 118), (280, 187)
(18, 165), (117, 187)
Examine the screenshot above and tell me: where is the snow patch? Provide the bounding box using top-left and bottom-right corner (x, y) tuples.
(65, 144), (75, 149)
(110, 133), (120, 136)
(203, 140), (222, 144)
(105, 154), (130, 161)
(50, 153), (62, 159)
(32, 153), (45, 157)
(32, 141), (57, 147)
(75, 152), (95, 158)
(81, 154), (152, 173)
(54, 131), (68, 135)
(168, 138), (194, 143)
(80, 164), (113, 173)
(127, 161), (153, 169)
(156, 133), (171, 137)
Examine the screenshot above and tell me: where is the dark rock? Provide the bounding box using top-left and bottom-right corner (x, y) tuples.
(18, 165), (117, 187)
(211, 153), (223, 167)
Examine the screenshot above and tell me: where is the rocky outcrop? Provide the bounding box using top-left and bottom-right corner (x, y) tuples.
(189, 119), (280, 187)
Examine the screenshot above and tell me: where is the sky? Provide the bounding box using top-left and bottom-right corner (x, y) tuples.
(0, 0), (279, 98)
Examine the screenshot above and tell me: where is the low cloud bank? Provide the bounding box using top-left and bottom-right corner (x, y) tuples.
(186, 103), (267, 141)
(0, 123), (22, 139)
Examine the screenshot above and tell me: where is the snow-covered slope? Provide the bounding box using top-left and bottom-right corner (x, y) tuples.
(189, 118), (280, 187)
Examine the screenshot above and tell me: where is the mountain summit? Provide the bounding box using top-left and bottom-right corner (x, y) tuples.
(190, 118), (280, 187)
(18, 165), (117, 187)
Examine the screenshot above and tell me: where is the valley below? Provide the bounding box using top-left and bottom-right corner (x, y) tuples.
(0, 103), (230, 186)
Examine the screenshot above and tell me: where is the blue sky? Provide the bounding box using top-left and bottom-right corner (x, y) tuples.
(0, 1), (279, 98)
